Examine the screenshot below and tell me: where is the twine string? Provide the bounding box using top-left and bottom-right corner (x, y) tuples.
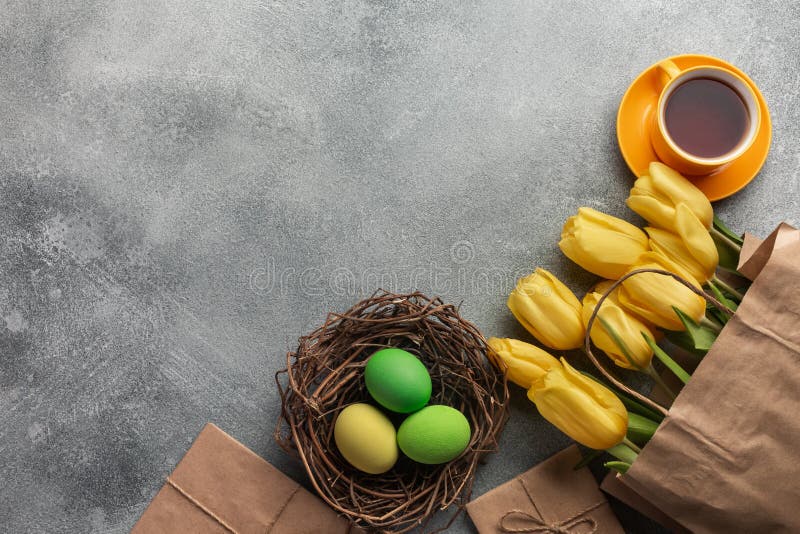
(498, 500), (605, 533)
(498, 471), (605, 533)
(166, 477), (239, 534)
(165, 477), (301, 534)
(264, 485), (300, 533)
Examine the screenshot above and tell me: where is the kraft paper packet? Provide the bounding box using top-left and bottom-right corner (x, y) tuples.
(132, 423), (358, 534)
(466, 445), (624, 534)
(617, 223), (800, 533)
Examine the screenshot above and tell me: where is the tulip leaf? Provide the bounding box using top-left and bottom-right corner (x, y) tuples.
(627, 412), (660, 446)
(618, 394), (665, 424)
(705, 302), (729, 326)
(673, 307), (718, 352)
(642, 331), (691, 385)
(713, 236), (741, 272)
(573, 449), (604, 470)
(713, 215), (745, 246)
(707, 280), (738, 315)
(604, 461), (631, 475)
(664, 329), (708, 357)
(711, 227), (742, 272)
(597, 316), (640, 370)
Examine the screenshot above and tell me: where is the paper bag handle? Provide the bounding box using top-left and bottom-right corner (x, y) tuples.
(584, 268), (735, 417)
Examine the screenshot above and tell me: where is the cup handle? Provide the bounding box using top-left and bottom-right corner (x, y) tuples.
(657, 59), (682, 84)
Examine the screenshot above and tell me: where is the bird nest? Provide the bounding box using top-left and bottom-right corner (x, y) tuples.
(275, 291), (509, 532)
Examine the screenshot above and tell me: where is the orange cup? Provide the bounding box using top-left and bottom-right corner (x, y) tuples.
(650, 59), (761, 176)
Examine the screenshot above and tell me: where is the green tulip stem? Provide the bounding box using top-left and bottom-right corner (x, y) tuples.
(622, 436), (642, 454)
(644, 364), (678, 400)
(606, 442), (639, 464)
(710, 275), (744, 302)
(627, 412), (660, 444)
(700, 315), (722, 333)
(710, 226), (742, 254)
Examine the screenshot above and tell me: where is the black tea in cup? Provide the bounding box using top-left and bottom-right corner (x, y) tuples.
(664, 78), (750, 159)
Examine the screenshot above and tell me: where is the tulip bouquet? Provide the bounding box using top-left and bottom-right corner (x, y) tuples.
(489, 162), (748, 474)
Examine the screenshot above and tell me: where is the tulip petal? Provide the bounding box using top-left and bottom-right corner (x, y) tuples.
(649, 162), (713, 229)
(508, 269), (585, 350)
(560, 208), (649, 279)
(674, 203), (719, 279)
(578, 207), (649, 242)
(646, 226), (708, 284)
(529, 359), (627, 450)
(627, 175), (678, 230)
(487, 337), (560, 389)
(627, 164), (715, 233)
(537, 269), (583, 311)
(559, 358), (627, 414)
(619, 252), (706, 330)
(582, 291), (654, 369)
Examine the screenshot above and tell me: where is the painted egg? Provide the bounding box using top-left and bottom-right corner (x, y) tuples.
(364, 348), (432, 413)
(334, 403), (398, 474)
(397, 405), (471, 464)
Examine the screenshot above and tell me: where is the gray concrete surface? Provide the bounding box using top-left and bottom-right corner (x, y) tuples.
(1, 1), (798, 532)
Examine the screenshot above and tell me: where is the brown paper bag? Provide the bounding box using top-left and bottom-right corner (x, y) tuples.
(600, 473), (689, 534)
(616, 223), (800, 533)
(598, 371), (690, 533)
(132, 423), (357, 534)
(466, 445), (624, 533)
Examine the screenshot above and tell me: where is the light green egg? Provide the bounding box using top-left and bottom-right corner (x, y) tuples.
(397, 405), (471, 464)
(334, 403), (398, 474)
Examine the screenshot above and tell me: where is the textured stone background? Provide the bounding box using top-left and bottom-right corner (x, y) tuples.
(1, 1), (798, 532)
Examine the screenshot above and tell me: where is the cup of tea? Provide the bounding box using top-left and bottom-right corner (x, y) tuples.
(650, 59), (761, 176)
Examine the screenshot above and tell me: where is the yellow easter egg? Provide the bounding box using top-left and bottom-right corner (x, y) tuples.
(334, 403), (398, 474)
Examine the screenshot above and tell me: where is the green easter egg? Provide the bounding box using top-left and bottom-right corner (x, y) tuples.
(334, 403), (398, 474)
(397, 405), (471, 464)
(364, 348), (432, 413)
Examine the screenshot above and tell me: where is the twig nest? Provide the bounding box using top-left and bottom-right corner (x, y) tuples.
(275, 291), (509, 532)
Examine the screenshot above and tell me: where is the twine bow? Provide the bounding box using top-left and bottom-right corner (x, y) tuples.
(497, 474), (607, 534)
(499, 500), (604, 533)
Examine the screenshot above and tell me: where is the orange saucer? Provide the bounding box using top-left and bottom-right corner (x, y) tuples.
(617, 54), (772, 201)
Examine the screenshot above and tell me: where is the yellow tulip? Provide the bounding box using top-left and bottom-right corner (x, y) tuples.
(528, 358), (628, 450)
(487, 337), (561, 389)
(627, 162), (713, 231)
(646, 203), (719, 284)
(591, 279), (618, 298)
(507, 268), (585, 350)
(559, 207), (649, 279)
(591, 280), (657, 332)
(618, 252), (706, 331)
(582, 291), (654, 370)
